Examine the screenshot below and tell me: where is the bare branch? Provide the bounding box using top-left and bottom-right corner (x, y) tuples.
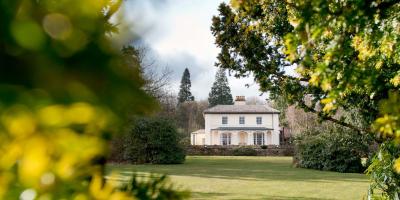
(298, 101), (371, 134)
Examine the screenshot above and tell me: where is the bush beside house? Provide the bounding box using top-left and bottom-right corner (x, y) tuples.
(294, 131), (371, 173)
(110, 117), (186, 164)
(186, 145), (294, 156)
(232, 146), (258, 156)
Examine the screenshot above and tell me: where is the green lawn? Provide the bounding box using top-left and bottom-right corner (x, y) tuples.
(107, 156), (369, 200)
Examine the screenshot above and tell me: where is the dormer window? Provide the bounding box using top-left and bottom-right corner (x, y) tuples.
(222, 116), (228, 124)
(256, 117), (262, 125)
(239, 116), (245, 124)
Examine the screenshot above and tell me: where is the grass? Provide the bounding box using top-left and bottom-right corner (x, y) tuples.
(107, 156), (369, 200)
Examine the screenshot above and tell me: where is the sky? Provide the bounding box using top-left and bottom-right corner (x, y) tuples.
(118, 0), (267, 100)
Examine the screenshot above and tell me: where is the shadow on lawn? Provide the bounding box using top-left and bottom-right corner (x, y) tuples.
(191, 192), (334, 200)
(109, 156), (367, 184)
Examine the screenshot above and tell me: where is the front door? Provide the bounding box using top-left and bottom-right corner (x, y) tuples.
(239, 132), (247, 145)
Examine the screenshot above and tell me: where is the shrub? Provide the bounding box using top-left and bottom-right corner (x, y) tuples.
(261, 145), (268, 149)
(366, 141), (400, 199)
(109, 134), (127, 163)
(232, 146), (257, 156)
(294, 130), (371, 173)
(125, 117), (186, 164)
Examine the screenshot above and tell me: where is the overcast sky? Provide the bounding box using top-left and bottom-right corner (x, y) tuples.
(119, 0), (267, 100)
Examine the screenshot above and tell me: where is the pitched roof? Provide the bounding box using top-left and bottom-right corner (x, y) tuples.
(204, 105), (280, 114)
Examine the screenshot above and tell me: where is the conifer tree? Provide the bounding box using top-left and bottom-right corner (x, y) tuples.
(208, 68), (233, 107)
(177, 68), (194, 104)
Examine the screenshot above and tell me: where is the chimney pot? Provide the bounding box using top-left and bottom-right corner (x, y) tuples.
(234, 96), (246, 105)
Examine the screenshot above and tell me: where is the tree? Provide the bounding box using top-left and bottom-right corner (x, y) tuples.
(295, 129), (370, 173)
(194, 100), (209, 129)
(211, 1), (372, 133)
(176, 100), (208, 139)
(158, 91), (179, 117)
(208, 68), (234, 107)
(288, 104), (373, 173)
(122, 45), (172, 100)
(212, 0), (399, 197)
(177, 68), (195, 104)
(269, 94), (291, 127)
(125, 117), (186, 164)
(0, 0), (187, 199)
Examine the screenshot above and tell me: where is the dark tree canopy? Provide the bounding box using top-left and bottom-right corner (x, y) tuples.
(208, 68), (234, 107)
(178, 68), (195, 103)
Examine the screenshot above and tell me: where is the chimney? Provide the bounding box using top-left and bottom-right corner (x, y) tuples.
(234, 96), (246, 105)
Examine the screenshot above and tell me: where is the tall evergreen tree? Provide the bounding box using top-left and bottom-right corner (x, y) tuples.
(208, 68), (234, 107)
(177, 68), (195, 104)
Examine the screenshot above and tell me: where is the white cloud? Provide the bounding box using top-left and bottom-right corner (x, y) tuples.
(122, 0), (267, 100)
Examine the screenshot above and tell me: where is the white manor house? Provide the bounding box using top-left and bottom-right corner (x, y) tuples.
(191, 96), (281, 146)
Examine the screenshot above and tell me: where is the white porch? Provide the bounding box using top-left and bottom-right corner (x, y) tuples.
(209, 130), (275, 146)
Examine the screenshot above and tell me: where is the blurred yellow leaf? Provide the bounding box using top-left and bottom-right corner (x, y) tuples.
(38, 105), (66, 127)
(394, 158), (400, 174)
(11, 20), (45, 50)
(391, 74), (400, 87)
(66, 103), (95, 124)
(2, 106), (36, 138)
(19, 137), (50, 187)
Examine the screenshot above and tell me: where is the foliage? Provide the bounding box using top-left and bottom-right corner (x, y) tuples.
(175, 100), (208, 136)
(177, 68), (195, 104)
(211, 0), (380, 131)
(232, 146), (257, 156)
(367, 141), (400, 199)
(208, 68), (234, 107)
(212, 0), (399, 197)
(157, 92), (180, 118)
(0, 0), (186, 199)
(270, 95), (290, 127)
(211, 1), (297, 111)
(118, 174), (190, 200)
(125, 117), (186, 164)
(0, 101), (130, 199)
(109, 131), (128, 163)
(282, 0), (400, 137)
(295, 129), (369, 173)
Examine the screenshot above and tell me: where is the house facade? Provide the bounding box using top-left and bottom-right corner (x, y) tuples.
(191, 96), (280, 146)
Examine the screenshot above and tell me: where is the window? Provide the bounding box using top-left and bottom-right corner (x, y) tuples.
(239, 116), (245, 124)
(192, 134), (196, 145)
(222, 116), (228, 124)
(253, 132), (265, 145)
(221, 133), (231, 145)
(256, 117), (262, 125)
